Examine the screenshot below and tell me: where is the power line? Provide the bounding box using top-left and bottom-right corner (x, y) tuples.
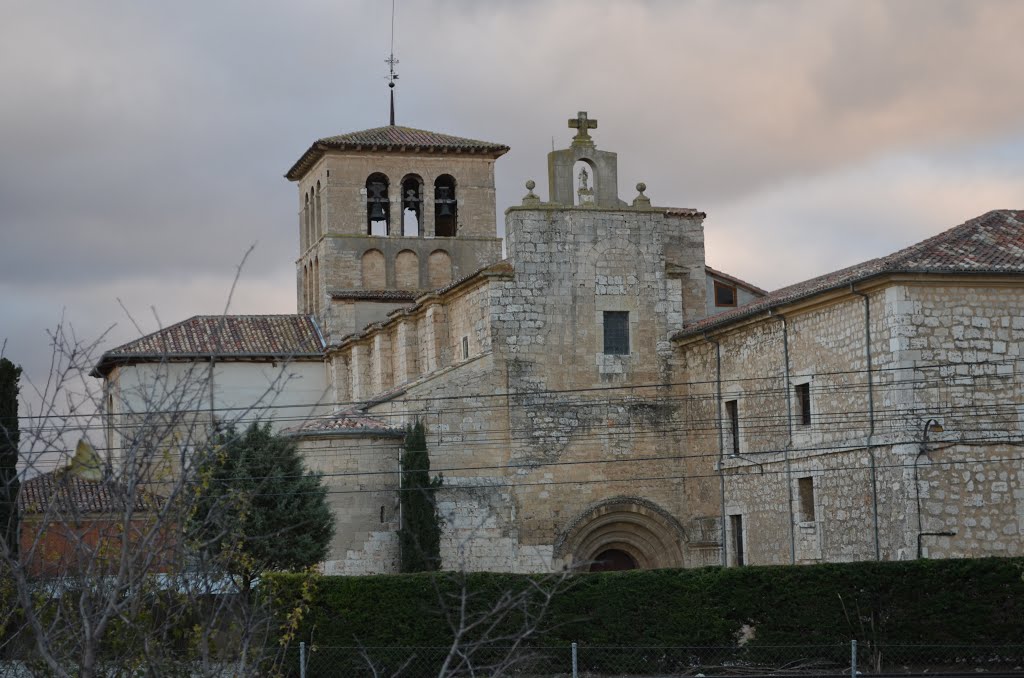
(15, 353), (1024, 422)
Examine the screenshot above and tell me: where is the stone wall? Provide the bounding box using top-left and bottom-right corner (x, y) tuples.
(675, 278), (1024, 566)
(488, 203), (707, 569)
(296, 433), (404, 575)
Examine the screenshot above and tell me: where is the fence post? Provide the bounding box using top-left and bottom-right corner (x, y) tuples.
(300, 641), (307, 678)
(850, 639), (857, 678)
(571, 641), (578, 678)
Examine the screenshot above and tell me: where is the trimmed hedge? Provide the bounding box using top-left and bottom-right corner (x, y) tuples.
(267, 557), (1024, 649)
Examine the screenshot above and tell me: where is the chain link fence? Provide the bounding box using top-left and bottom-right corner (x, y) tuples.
(295, 643), (1024, 677)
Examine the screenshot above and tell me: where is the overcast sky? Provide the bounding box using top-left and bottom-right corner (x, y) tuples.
(3, 0), (1024, 416)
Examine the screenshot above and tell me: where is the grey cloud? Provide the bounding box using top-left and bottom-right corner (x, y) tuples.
(3, 0), (1024, 393)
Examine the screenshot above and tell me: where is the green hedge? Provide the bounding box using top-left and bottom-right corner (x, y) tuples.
(267, 557), (1024, 650)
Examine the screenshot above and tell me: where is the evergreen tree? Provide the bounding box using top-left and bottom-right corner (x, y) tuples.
(398, 421), (442, 572)
(189, 422), (334, 586)
(0, 357), (20, 557)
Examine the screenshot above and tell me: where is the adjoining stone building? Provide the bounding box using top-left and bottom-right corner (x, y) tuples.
(675, 209), (1024, 565)
(92, 111), (1024, 574)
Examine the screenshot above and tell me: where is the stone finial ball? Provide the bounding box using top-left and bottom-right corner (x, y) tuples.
(526, 180), (536, 190)
(636, 182), (647, 193)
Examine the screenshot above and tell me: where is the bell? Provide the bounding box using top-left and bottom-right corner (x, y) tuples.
(369, 202), (387, 221)
(437, 202), (454, 218)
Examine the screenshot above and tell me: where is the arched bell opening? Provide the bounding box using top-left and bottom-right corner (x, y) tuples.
(401, 174), (423, 237)
(434, 174), (457, 237)
(366, 173), (391, 236)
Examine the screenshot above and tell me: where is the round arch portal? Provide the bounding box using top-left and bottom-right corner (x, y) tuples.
(554, 497), (686, 571)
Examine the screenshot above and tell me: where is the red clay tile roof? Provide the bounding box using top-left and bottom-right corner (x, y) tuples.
(286, 125), (510, 180)
(284, 409), (404, 437)
(676, 209), (1024, 340)
(330, 289), (419, 302)
(18, 472), (162, 515)
(92, 314), (324, 377)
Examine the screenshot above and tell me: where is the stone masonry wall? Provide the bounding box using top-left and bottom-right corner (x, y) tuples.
(676, 280), (1024, 567)
(296, 434), (404, 575)
(489, 204), (707, 569)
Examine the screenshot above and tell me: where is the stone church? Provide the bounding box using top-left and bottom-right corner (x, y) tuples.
(94, 112), (1024, 574)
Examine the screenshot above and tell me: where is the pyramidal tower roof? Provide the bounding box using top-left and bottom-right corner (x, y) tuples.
(286, 125), (509, 181)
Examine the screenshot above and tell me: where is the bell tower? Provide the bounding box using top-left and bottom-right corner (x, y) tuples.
(285, 125), (509, 343)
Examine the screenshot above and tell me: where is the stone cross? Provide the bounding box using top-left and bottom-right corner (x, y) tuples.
(568, 111), (597, 141)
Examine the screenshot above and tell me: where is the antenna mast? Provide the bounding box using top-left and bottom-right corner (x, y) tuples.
(386, 0), (399, 126)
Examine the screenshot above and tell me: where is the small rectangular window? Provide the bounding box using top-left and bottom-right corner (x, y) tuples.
(798, 477), (816, 522)
(714, 281), (737, 307)
(795, 382), (811, 426)
(730, 514), (745, 566)
(603, 311), (630, 355)
(461, 336), (469, 360)
(725, 399), (739, 456)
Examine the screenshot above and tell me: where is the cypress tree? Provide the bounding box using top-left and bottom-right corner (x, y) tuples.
(398, 420), (442, 572)
(0, 357), (21, 557)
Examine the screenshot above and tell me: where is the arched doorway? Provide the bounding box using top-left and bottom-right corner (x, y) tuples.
(590, 548), (638, 572)
(554, 497), (686, 571)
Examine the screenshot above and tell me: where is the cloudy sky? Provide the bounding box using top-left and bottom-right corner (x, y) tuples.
(3, 0), (1024, 411)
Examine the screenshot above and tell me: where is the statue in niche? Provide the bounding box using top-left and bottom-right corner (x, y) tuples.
(577, 164), (595, 205)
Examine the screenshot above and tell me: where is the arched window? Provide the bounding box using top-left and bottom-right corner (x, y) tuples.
(428, 249), (452, 288)
(302, 192), (310, 250)
(401, 174), (423, 237)
(366, 173), (390, 236)
(361, 249), (387, 288)
(395, 250), (419, 289)
(434, 174), (457, 237)
(303, 263), (310, 312)
(315, 180), (322, 240)
(313, 256), (320, 312)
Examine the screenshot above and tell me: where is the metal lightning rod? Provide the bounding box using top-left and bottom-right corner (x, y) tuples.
(386, 0), (399, 126)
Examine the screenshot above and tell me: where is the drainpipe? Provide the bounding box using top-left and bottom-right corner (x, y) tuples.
(397, 440), (404, 569)
(850, 284), (881, 561)
(778, 313), (797, 565)
(704, 333), (727, 567)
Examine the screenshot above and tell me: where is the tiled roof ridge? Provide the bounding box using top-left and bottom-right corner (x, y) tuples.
(107, 313), (315, 352)
(105, 314), (322, 355)
(93, 314), (324, 377)
(320, 124), (508, 151)
(330, 289), (419, 301)
(676, 209), (1024, 340)
(18, 471), (162, 514)
(286, 124), (509, 180)
(283, 407), (405, 437)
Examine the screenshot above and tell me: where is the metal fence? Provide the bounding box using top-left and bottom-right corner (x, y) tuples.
(296, 642), (1024, 677)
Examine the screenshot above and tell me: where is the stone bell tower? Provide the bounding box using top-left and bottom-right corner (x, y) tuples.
(285, 125), (509, 343)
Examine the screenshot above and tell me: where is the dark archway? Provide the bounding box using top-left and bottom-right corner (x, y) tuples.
(434, 174), (457, 237)
(401, 174), (423, 236)
(590, 548), (638, 572)
(554, 496), (686, 571)
(366, 172), (390, 236)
